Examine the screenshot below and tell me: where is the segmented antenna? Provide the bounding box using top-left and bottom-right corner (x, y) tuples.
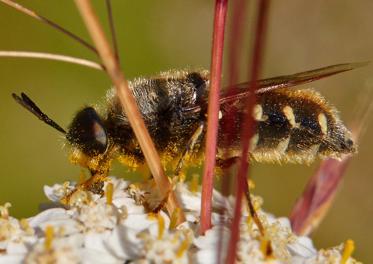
(12, 93), (66, 134)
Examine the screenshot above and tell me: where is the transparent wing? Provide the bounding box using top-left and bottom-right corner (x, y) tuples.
(183, 62), (367, 114)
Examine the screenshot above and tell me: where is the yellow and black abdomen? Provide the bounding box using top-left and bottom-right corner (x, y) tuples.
(218, 88), (356, 164)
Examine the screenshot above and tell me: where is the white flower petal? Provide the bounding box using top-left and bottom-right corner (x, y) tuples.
(0, 176), (360, 264)
(122, 214), (155, 231)
(43, 185), (61, 202)
(84, 232), (111, 252)
(176, 183), (201, 212)
(288, 236), (317, 258)
(147, 211), (170, 238)
(28, 208), (70, 227)
(5, 241), (29, 255)
(0, 255), (24, 264)
(194, 225), (230, 250)
(105, 225), (143, 260)
(80, 248), (123, 264)
(193, 226), (229, 264)
(43, 183), (74, 202)
(112, 197), (144, 214)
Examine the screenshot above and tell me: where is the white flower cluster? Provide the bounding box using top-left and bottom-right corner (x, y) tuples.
(0, 177), (360, 264)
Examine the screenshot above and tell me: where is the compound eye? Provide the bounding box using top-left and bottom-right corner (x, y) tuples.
(186, 72), (207, 103)
(67, 107), (108, 155)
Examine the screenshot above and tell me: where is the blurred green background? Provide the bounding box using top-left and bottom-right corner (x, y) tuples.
(0, 0), (372, 262)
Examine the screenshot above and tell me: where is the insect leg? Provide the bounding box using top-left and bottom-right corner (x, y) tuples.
(244, 185), (265, 236)
(60, 149), (113, 205)
(174, 122), (205, 177)
(217, 157), (267, 240)
(244, 176), (272, 254)
(60, 172), (107, 205)
(217, 158), (266, 236)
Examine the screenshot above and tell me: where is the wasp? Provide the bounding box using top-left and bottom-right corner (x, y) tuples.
(12, 62), (359, 198)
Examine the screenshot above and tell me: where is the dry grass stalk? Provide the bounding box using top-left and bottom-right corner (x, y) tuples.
(0, 0), (97, 54)
(104, 0), (120, 66)
(0, 51), (104, 70)
(74, 0), (184, 223)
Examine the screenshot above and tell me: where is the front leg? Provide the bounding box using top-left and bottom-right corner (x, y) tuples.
(61, 149), (112, 205)
(174, 122), (205, 177)
(60, 170), (109, 205)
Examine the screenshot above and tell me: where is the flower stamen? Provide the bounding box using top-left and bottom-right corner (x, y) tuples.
(170, 208), (181, 230)
(0, 202), (11, 219)
(44, 226), (55, 251)
(341, 239), (355, 264)
(157, 214), (165, 240)
(248, 179), (255, 190)
(178, 171), (186, 183)
(176, 237), (190, 258)
(189, 174), (199, 193)
(106, 182), (114, 205)
(20, 218), (34, 235)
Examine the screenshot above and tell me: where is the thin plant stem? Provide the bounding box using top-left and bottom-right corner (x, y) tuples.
(225, 1), (270, 263)
(221, 0), (249, 194)
(218, 0), (248, 261)
(0, 0), (98, 55)
(200, 0), (228, 235)
(105, 0), (120, 66)
(0, 51), (104, 70)
(290, 157), (351, 236)
(220, 0), (249, 199)
(74, 0), (185, 224)
(226, 0), (248, 88)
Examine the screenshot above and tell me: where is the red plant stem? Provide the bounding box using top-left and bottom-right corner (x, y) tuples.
(225, 1), (270, 263)
(222, 0), (249, 188)
(200, 0), (228, 235)
(217, 0), (248, 262)
(290, 157), (351, 235)
(226, 0), (248, 89)
(219, 0), (248, 197)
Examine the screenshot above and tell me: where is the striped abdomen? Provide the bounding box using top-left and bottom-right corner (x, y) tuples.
(218, 88), (356, 164)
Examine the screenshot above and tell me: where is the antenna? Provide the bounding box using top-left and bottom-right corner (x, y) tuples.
(12, 92), (66, 134)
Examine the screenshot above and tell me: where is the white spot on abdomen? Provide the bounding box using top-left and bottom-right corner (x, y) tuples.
(318, 113), (328, 135)
(283, 105), (298, 128)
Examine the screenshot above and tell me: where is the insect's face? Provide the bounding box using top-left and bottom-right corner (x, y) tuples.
(66, 107), (108, 156)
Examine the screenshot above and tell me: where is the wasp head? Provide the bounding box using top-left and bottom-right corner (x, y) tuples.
(66, 107), (108, 156)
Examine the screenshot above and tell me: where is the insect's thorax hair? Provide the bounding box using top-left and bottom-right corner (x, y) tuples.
(102, 70), (210, 167)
